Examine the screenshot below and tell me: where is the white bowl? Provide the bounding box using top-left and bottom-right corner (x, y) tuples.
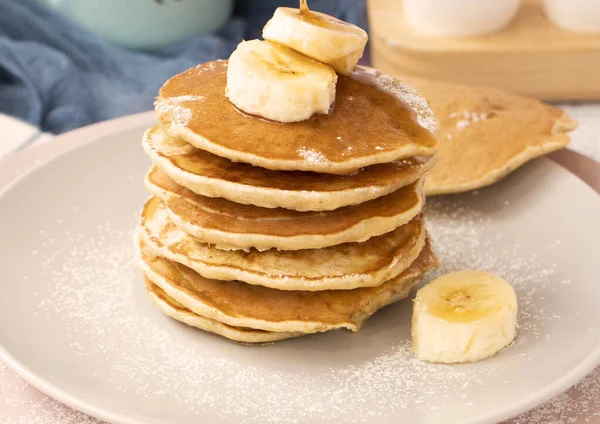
(402, 0), (522, 37)
(544, 0), (600, 33)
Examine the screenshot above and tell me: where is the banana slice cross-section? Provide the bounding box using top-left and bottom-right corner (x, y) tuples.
(412, 270), (518, 364)
(263, 7), (368, 76)
(225, 39), (337, 123)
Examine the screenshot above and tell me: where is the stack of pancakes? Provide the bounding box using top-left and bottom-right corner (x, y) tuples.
(134, 61), (441, 343)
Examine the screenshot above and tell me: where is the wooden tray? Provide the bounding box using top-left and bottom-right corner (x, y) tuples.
(368, 0), (600, 100)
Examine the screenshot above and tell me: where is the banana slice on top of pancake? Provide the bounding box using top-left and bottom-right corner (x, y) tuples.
(262, 6), (368, 76)
(226, 39), (338, 123)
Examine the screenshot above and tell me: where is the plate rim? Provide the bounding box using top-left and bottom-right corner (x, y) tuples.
(0, 112), (599, 424)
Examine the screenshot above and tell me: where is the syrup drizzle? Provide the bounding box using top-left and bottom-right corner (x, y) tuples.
(297, 0), (353, 30)
(300, 0), (309, 14)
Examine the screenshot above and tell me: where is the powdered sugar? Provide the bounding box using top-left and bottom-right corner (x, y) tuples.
(359, 66), (438, 134)
(451, 109), (489, 130)
(297, 147), (328, 164)
(154, 96), (202, 128)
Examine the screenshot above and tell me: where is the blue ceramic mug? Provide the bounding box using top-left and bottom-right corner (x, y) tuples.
(35, 0), (234, 50)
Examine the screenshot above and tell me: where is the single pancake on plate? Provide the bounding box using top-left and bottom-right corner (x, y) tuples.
(403, 77), (577, 195)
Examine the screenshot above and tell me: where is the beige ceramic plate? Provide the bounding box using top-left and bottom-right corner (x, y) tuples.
(0, 119), (599, 424)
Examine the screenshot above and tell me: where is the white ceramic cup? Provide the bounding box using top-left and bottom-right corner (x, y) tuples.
(402, 0), (523, 37)
(544, 0), (600, 33)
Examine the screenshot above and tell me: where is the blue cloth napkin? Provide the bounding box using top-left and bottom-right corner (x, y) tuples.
(0, 0), (367, 134)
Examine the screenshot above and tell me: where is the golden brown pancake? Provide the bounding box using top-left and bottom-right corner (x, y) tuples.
(403, 77), (577, 195)
(136, 235), (439, 334)
(156, 61), (438, 175)
(139, 196), (427, 291)
(145, 166), (425, 251)
(144, 124), (436, 211)
(146, 280), (303, 343)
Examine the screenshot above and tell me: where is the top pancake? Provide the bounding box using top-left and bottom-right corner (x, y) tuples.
(143, 124), (436, 211)
(404, 77), (577, 195)
(156, 61), (438, 175)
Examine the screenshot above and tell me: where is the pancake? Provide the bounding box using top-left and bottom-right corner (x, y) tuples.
(143, 125), (437, 211)
(136, 235), (438, 334)
(146, 280), (303, 343)
(139, 196), (427, 291)
(145, 166), (425, 251)
(403, 77), (577, 195)
(156, 61), (438, 175)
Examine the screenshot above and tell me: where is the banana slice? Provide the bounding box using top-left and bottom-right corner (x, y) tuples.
(263, 7), (368, 76)
(412, 270), (518, 364)
(225, 39), (337, 123)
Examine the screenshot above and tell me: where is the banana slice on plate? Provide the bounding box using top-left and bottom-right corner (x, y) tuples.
(263, 7), (368, 76)
(226, 39), (337, 123)
(412, 270), (518, 364)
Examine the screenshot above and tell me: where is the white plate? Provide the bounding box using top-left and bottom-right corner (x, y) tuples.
(0, 122), (599, 424)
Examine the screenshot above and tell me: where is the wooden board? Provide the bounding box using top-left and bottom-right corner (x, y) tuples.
(368, 0), (600, 100)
